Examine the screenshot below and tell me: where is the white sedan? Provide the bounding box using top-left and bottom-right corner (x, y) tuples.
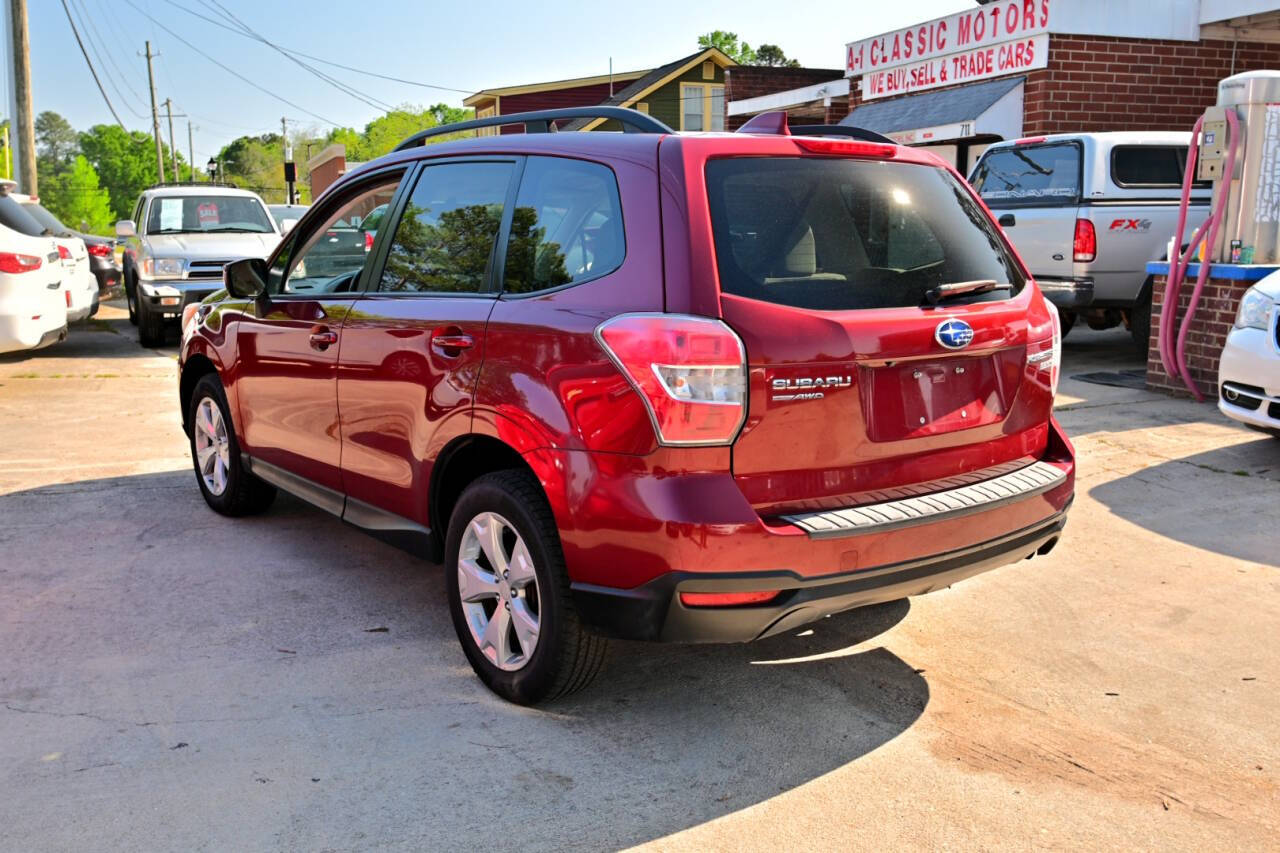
(1, 184), (67, 355)
(1219, 273), (1280, 436)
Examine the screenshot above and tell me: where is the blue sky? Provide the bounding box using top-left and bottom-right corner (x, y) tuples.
(15, 0), (972, 164)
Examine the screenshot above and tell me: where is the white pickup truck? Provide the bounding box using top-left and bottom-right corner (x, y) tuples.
(969, 132), (1210, 349)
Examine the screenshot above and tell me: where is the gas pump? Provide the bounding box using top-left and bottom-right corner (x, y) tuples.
(1161, 70), (1280, 400)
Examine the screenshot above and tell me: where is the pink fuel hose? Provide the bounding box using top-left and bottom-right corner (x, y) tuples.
(1160, 109), (1240, 401)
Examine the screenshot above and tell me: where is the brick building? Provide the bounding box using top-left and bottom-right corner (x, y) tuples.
(728, 0), (1280, 174)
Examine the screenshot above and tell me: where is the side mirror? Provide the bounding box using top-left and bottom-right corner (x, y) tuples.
(225, 257), (268, 300)
(279, 218), (298, 236)
(115, 220), (136, 239)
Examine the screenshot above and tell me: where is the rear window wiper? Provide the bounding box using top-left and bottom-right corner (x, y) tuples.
(925, 280), (1012, 304)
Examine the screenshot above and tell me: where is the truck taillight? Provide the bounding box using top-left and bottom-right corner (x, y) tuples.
(0, 252), (43, 273)
(57, 244), (72, 261)
(1073, 218), (1096, 263)
(596, 314), (748, 446)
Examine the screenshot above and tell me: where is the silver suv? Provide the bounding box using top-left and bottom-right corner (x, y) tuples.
(117, 184), (281, 346)
(969, 132), (1210, 349)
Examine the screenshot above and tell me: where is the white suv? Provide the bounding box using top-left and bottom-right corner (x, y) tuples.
(118, 184), (280, 346)
(0, 182), (67, 356)
(1219, 273), (1280, 437)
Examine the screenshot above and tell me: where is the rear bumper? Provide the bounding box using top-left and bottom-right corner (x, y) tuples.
(573, 507), (1069, 643)
(1036, 277), (1094, 310)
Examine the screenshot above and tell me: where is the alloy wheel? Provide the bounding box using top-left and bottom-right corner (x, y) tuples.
(457, 511), (542, 671)
(193, 397), (231, 496)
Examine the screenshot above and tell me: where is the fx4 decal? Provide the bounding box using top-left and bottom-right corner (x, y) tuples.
(1108, 218), (1152, 232)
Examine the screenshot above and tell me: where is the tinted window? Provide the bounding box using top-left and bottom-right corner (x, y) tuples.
(378, 162), (513, 294)
(22, 202), (70, 236)
(146, 195), (274, 234)
(1111, 145), (1206, 188)
(0, 195), (47, 237)
(970, 143), (1080, 205)
(503, 157), (625, 295)
(705, 157), (1024, 311)
(272, 178), (400, 295)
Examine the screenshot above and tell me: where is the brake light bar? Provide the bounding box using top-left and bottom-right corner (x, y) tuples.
(1014, 136), (1047, 145)
(794, 137), (896, 158)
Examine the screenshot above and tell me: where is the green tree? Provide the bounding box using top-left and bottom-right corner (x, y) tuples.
(39, 155), (114, 234)
(78, 124), (165, 221)
(698, 31), (757, 64)
(755, 44), (801, 68)
(35, 111), (79, 164)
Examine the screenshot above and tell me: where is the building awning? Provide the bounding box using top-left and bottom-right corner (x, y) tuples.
(842, 76), (1025, 145)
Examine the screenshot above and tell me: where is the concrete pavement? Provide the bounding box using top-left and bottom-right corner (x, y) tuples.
(0, 305), (1276, 851)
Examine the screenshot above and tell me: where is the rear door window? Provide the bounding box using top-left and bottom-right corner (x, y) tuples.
(970, 143), (1081, 206)
(1111, 145), (1206, 188)
(705, 157), (1024, 312)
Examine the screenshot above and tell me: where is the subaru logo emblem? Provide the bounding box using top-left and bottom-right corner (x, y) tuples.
(935, 319), (974, 350)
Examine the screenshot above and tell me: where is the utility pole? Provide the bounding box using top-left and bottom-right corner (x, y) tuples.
(187, 121), (195, 182)
(9, 0), (36, 194)
(143, 41), (163, 183)
(163, 98), (178, 182)
(281, 116), (296, 204)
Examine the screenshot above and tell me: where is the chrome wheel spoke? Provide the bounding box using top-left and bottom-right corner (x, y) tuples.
(457, 511), (541, 672)
(481, 600), (512, 664)
(507, 539), (536, 588)
(510, 599), (539, 658)
(471, 515), (508, 575)
(457, 557), (499, 603)
(196, 442), (217, 471)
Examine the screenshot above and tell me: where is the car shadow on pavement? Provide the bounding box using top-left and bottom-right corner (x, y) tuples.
(1089, 438), (1280, 567)
(1, 471), (928, 850)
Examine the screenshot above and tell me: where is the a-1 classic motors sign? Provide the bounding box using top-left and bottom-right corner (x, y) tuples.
(847, 0), (1051, 101)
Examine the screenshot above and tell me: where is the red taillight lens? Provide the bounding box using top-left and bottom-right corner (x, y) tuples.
(364, 231), (375, 252)
(1026, 301), (1063, 399)
(87, 243), (112, 257)
(794, 137), (896, 158)
(0, 252), (43, 273)
(680, 590), (781, 607)
(65, 289), (72, 307)
(57, 244), (72, 261)
(596, 314), (748, 446)
(1073, 218), (1096, 263)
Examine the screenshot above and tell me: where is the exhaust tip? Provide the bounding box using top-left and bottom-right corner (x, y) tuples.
(1036, 536), (1060, 557)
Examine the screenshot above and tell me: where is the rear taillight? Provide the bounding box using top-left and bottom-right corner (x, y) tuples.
(87, 243), (112, 257)
(1027, 303), (1062, 398)
(680, 590), (781, 608)
(794, 137), (896, 158)
(1073, 218), (1096, 263)
(364, 231), (375, 252)
(57, 244), (72, 262)
(595, 313), (748, 446)
(0, 252), (43, 274)
(65, 289), (72, 307)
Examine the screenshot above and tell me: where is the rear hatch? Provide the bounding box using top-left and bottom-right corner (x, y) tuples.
(969, 139), (1082, 281)
(667, 136), (1057, 516)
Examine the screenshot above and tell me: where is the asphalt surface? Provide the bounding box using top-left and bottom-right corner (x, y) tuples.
(1, 303), (1276, 851)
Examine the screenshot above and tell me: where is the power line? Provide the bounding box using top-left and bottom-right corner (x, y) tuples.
(199, 0), (396, 113)
(59, 0), (126, 129)
(120, 0), (342, 126)
(67, 0), (148, 120)
(81, 0), (152, 109)
(157, 0), (473, 96)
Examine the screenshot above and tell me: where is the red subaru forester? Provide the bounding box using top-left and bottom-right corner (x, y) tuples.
(179, 108), (1074, 704)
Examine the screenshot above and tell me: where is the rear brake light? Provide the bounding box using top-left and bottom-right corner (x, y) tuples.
(57, 245), (72, 261)
(680, 590), (780, 607)
(794, 137), (896, 158)
(364, 231), (375, 252)
(595, 313), (747, 446)
(1073, 218), (1096, 263)
(1015, 136), (1047, 145)
(1027, 301), (1062, 398)
(65, 290), (72, 307)
(0, 252), (43, 273)
(87, 243), (112, 257)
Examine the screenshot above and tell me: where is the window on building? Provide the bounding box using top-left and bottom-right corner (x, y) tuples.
(702, 60), (715, 80)
(970, 143), (1081, 206)
(503, 156), (625, 294)
(635, 102), (649, 115)
(681, 83), (725, 132)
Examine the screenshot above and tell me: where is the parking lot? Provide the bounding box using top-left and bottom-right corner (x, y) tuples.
(0, 303), (1276, 850)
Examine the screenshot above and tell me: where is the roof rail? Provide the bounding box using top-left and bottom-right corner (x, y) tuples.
(393, 107), (675, 151)
(737, 111), (893, 145)
(147, 180), (240, 190)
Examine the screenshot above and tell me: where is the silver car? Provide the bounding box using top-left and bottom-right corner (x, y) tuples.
(117, 185), (281, 346)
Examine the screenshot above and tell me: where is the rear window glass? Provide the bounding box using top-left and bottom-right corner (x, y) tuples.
(0, 195), (47, 238)
(970, 143), (1080, 204)
(705, 158), (1024, 312)
(1111, 145), (1206, 188)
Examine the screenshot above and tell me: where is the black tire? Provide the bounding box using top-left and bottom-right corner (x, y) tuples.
(125, 271), (138, 325)
(187, 373), (276, 516)
(1057, 309), (1076, 338)
(137, 299), (165, 347)
(445, 470), (607, 704)
(1130, 280), (1153, 353)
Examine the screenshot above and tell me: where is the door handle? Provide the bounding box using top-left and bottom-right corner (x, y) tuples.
(430, 329), (475, 355)
(998, 213), (1016, 227)
(309, 329), (338, 350)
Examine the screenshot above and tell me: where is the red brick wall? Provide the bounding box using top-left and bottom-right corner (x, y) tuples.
(1146, 273), (1250, 398)
(1023, 35), (1280, 134)
(726, 67), (845, 130)
(495, 80), (640, 133)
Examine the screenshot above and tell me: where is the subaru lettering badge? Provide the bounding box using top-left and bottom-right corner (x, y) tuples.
(935, 319), (974, 350)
